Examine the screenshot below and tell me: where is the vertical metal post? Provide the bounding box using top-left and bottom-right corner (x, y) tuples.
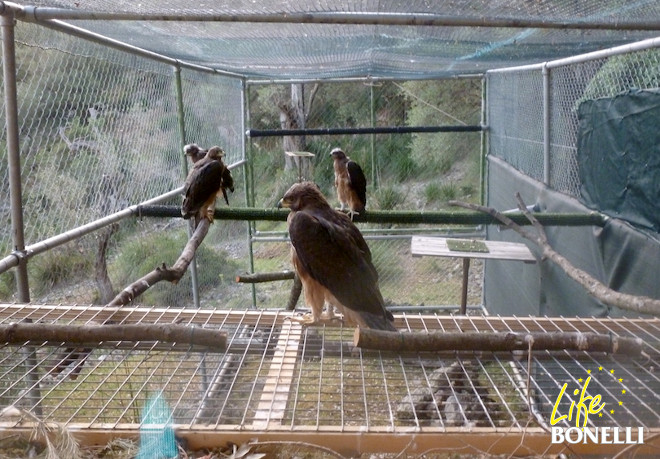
(542, 64), (551, 186)
(2, 14), (29, 300)
(2, 12), (41, 415)
(479, 76), (487, 205)
(370, 84), (377, 189)
(173, 64), (200, 309)
(243, 80), (257, 309)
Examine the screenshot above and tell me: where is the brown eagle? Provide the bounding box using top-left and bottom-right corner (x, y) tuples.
(331, 147), (367, 219)
(277, 182), (396, 331)
(184, 143), (208, 164)
(181, 146), (233, 225)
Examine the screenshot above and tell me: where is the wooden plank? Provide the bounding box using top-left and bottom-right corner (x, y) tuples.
(252, 320), (302, 429)
(411, 236), (536, 262)
(1, 425), (657, 457)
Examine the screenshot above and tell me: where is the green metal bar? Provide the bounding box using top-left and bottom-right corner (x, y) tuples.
(247, 124), (483, 137)
(136, 205), (608, 227)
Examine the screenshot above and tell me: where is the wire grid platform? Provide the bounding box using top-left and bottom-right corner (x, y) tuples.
(0, 304), (658, 456)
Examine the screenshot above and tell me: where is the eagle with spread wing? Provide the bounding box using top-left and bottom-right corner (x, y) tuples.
(278, 182), (396, 330)
(181, 146), (233, 225)
(331, 147), (367, 219)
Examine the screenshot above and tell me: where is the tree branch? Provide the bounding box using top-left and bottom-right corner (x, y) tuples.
(46, 218), (213, 379)
(235, 270), (295, 283)
(449, 197), (660, 316)
(107, 218), (210, 307)
(1, 323), (226, 351)
(354, 329), (644, 357)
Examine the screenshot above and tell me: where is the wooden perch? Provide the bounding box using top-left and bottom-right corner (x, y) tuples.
(235, 270), (295, 283)
(354, 329), (645, 357)
(449, 195), (660, 317)
(1, 322), (226, 351)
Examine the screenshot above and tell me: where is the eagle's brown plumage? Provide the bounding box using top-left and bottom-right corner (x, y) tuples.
(278, 182), (395, 331)
(184, 143), (208, 164)
(181, 146), (233, 225)
(331, 147), (367, 218)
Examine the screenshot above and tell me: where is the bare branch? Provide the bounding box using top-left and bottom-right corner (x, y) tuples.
(1, 322), (226, 351)
(235, 271), (295, 283)
(107, 218), (210, 307)
(47, 218), (213, 378)
(354, 329), (644, 356)
(449, 198), (660, 316)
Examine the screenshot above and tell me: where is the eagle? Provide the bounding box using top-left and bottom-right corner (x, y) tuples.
(331, 147), (367, 219)
(181, 146), (233, 225)
(277, 182), (396, 331)
(184, 143), (234, 206)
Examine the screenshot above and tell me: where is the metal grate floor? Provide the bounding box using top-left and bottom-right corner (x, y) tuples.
(0, 304), (658, 456)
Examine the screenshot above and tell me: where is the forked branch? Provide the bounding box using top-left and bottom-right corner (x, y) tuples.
(449, 195), (660, 316)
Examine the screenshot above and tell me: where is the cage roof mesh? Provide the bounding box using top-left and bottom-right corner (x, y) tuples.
(8, 1), (660, 79)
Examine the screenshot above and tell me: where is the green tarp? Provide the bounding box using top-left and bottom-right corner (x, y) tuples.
(577, 89), (660, 232)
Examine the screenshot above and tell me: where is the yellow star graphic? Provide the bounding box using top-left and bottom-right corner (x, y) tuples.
(619, 401), (623, 406)
(610, 409), (615, 414)
(610, 369), (615, 374)
(598, 412), (603, 417)
(587, 369), (592, 374)
(578, 378), (583, 383)
(622, 389), (626, 394)
(598, 366), (603, 371)
(619, 378), (623, 383)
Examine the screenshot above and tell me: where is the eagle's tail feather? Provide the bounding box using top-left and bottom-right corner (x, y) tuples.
(360, 312), (397, 331)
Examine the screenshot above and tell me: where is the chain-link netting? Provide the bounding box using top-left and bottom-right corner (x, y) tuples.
(487, 45), (660, 199)
(1, 20), (485, 309)
(0, 23), (251, 308)
(8, 1), (660, 80)
(245, 78), (484, 309)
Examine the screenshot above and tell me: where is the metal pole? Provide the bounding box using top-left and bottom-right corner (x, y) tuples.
(174, 64), (200, 309)
(15, 5), (660, 31)
(488, 36), (660, 74)
(247, 124), (483, 137)
(243, 81), (257, 309)
(542, 64), (551, 186)
(479, 76), (487, 205)
(1, 10), (42, 416)
(0, 188), (184, 275)
(370, 84), (377, 189)
(2, 12), (28, 300)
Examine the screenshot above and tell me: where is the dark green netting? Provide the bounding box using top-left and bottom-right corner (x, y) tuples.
(577, 89), (660, 232)
(486, 157), (659, 318)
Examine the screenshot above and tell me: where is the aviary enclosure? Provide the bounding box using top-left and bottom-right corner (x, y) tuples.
(0, 1), (659, 457)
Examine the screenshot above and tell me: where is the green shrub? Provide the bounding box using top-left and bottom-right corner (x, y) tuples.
(372, 186), (405, 210)
(110, 230), (238, 307)
(28, 246), (93, 296)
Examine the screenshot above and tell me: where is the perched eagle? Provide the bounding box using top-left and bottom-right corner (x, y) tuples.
(278, 182), (396, 331)
(331, 147), (367, 218)
(184, 143), (235, 205)
(184, 143), (208, 164)
(181, 146), (233, 225)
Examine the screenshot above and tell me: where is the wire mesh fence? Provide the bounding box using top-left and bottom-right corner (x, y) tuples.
(1, 22), (485, 309)
(487, 45), (660, 199)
